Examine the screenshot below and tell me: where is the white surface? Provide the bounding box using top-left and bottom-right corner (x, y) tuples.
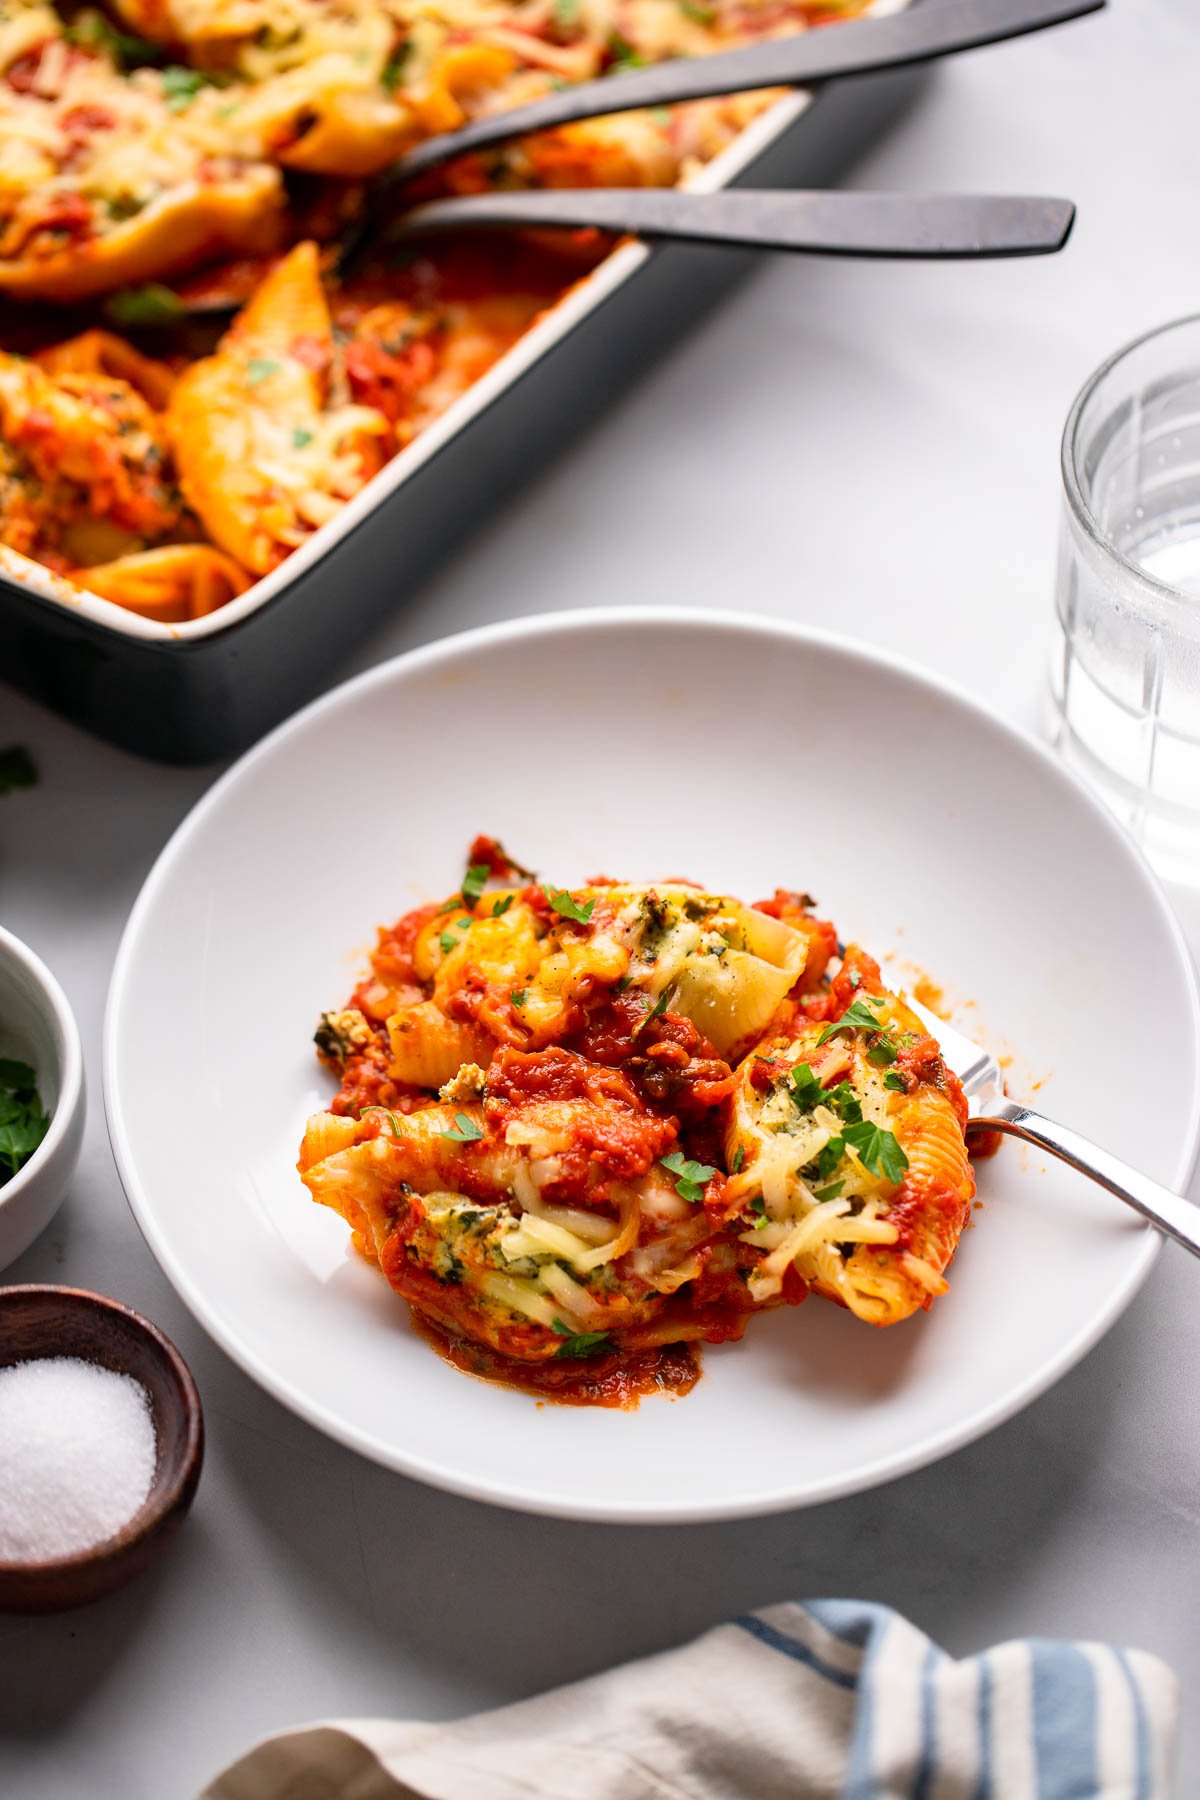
(4, 0), (1200, 1787)
(105, 610), (1200, 1522)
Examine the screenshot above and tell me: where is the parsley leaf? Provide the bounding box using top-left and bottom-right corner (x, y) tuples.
(439, 1112), (483, 1144)
(292, 427), (314, 449)
(246, 358), (280, 387)
(0, 746), (36, 796)
(749, 1194), (767, 1227)
(662, 1150), (715, 1205)
(544, 887), (595, 925)
(381, 46), (409, 92)
(813, 1180), (845, 1201)
(633, 987), (671, 1038)
(510, 989), (527, 1007)
(461, 861), (490, 907)
(884, 1071), (908, 1092)
(438, 931), (458, 953)
(867, 1037), (899, 1066)
(822, 1082), (863, 1125)
(842, 1120), (909, 1185)
(0, 1059), (48, 1184)
(789, 1062), (823, 1110)
(815, 1138), (843, 1181)
(106, 284), (185, 329)
(817, 996), (883, 1045)
(162, 65), (212, 110)
(492, 895), (513, 917)
(359, 1105), (401, 1134)
(730, 1145), (744, 1174)
(551, 1321), (612, 1358)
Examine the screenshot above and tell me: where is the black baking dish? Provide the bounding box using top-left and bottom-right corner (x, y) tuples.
(0, 15), (921, 763)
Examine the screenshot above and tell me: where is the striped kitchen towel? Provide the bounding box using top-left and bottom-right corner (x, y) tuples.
(201, 1600), (1177, 1800)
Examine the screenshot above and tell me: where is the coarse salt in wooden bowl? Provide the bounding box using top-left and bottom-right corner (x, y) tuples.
(0, 1285), (203, 1612)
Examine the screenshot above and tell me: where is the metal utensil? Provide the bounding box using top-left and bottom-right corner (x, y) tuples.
(911, 1000), (1200, 1256)
(386, 0), (1105, 184)
(394, 187), (1075, 258)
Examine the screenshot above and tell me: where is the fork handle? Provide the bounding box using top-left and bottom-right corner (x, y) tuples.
(973, 1099), (1200, 1257)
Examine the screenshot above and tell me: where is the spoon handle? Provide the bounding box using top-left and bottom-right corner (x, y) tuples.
(974, 1099), (1200, 1257)
(396, 188), (1075, 259)
(390, 0), (1105, 182)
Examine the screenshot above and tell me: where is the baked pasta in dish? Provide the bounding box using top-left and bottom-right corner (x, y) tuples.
(299, 839), (982, 1405)
(0, 0), (872, 618)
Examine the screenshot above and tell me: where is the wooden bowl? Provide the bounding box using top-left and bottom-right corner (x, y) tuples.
(0, 1286), (204, 1612)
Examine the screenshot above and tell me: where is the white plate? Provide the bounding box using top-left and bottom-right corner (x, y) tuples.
(105, 610), (1200, 1523)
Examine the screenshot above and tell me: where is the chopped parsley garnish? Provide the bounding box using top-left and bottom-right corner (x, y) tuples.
(815, 1138), (844, 1182)
(359, 1104), (401, 1135)
(817, 996), (884, 1045)
(292, 427), (314, 449)
(381, 46), (409, 92)
(749, 1194), (768, 1227)
(730, 1146), (744, 1174)
(438, 931), (458, 954)
(246, 358), (280, 387)
(551, 1320), (612, 1358)
(0, 745), (37, 796)
(789, 1062), (823, 1110)
(66, 14), (160, 68)
(461, 861), (490, 906)
(884, 1071), (908, 1092)
(822, 1082), (863, 1125)
(813, 1180), (845, 1201)
(841, 1120), (908, 1185)
(106, 284), (185, 329)
(662, 1150), (715, 1205)
(867, 1037), (899, 1066)
(510, 989), (527, 1008)
(607, 30), (645, 69)
(492, 895), (514, 917)
(439, 1112), (483, 1144)
(0, 1060), (49, 1186)
(162, 65), (212, 110)
(544, 887), (595, 925)
(633, 987), (671, 1038)
(554, 0), (581, 24)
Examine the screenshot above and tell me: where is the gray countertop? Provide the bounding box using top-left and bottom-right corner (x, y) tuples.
(3, 1), (1199, 1791)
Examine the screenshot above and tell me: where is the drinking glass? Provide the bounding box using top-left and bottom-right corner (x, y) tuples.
(1049, 315), (1200, 886)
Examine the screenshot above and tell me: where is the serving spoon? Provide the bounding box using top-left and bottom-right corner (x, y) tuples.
(390, 187), (1074, 258)
(911, 1001), (1200, 1257)
(382, 0), (1105, 186)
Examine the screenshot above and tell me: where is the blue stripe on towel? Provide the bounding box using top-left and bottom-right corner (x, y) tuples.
(803, 1598), (891, 1649)
(1030, 1641), (1097, 1799)
(734, 1615), (859, 1691)
(912, 1639), (939, 1800)
(1114, 1647), (1151, 1800)
(974, 1652), (994, 1800)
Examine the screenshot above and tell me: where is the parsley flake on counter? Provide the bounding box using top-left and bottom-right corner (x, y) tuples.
(545, 888), (594, 925)
(662, 1150), (715, 1205)
(551, 1321), (612, 1359)
(0, 746), (37, 796)
(842, 1120), (908, 1185)
(440, 1112), (483, 1144)
(0, 1060), (49, 1186)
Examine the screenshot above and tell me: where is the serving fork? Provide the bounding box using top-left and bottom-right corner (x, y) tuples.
(911, 1001), (1200, 1256)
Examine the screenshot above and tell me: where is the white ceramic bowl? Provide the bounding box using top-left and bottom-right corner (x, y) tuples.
(0, 927), (85, 1270)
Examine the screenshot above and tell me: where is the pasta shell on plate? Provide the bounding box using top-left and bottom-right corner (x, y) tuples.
(726, 949), (975, 1326)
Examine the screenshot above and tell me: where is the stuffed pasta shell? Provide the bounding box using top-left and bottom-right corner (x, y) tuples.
(726, 952), (975, 1326)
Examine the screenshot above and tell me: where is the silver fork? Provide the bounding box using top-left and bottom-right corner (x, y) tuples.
(909, 1000), (1200, 1256)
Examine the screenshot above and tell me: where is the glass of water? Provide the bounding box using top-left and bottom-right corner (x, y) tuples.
(1049, 315), (1200, 886)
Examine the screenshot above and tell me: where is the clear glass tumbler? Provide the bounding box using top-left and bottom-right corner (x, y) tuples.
(1049, 315), (1200, 886)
